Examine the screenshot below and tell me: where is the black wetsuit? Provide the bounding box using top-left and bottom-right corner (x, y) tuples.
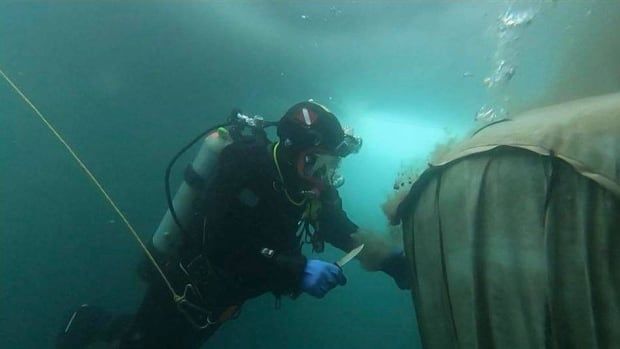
(119, 139), (359, 348)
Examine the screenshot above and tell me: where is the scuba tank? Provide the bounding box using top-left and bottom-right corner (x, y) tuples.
(153, 110), (276, 257)
(152, 127), (233, 255)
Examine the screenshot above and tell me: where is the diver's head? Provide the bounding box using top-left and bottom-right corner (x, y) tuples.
(276, 100), (362, 194)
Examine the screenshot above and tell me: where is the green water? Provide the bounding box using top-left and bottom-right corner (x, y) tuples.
(1, 1), (619, 348)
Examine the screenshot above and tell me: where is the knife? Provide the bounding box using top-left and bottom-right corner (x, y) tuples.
(335, 244), (364, 268)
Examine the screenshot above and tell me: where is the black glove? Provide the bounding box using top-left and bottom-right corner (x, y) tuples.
(380, 249), (412, 290)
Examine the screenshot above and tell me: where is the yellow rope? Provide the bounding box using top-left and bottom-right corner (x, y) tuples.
(0, 67), (182, 302)
(272, 142), (306, 206)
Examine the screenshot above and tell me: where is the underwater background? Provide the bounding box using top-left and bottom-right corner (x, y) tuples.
(1, 1), (619, 348)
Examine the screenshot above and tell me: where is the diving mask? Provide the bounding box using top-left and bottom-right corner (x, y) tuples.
(334, 131), (362, 158)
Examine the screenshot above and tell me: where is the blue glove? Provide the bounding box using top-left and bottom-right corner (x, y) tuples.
(300, 259), (347, 298)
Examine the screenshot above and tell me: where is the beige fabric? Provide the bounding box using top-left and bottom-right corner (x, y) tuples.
(403, 149), (620, 349)
(432, 92), (620, 197)
(399, 94), (620, 348)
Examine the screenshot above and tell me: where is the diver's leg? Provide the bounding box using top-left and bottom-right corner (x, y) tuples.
(118, 282), (221, 349)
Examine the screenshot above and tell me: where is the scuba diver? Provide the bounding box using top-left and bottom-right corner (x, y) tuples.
(57, 100), (411, 349)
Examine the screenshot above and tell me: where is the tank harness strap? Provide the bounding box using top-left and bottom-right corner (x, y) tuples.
(184, 164), (207, 190)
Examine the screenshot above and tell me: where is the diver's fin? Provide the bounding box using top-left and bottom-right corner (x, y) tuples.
(56, 304), (112, 349)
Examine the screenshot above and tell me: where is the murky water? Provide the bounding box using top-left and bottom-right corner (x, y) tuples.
(1, 2), (618, 348)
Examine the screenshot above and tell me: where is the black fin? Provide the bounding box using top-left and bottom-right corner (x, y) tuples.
(56, 304), (111, 349)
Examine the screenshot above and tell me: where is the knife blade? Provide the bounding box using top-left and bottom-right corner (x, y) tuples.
(335, 244), (364, 268)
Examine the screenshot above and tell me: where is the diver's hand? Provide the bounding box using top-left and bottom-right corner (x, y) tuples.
(300, 259), (347, 298)
(380, 249), (412, 290)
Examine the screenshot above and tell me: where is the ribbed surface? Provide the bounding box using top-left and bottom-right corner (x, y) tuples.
(403, 148), (620, 348)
